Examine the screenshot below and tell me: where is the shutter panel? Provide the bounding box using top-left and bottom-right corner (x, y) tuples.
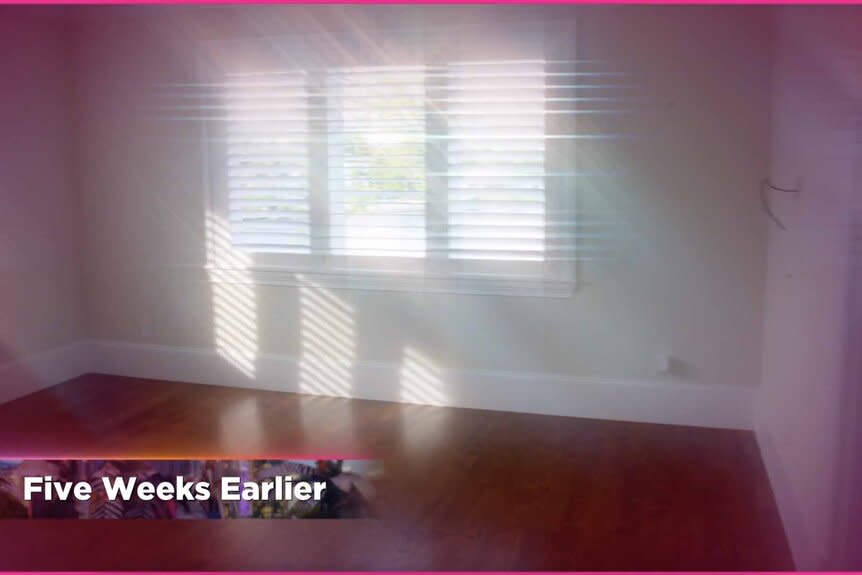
(326, 66), (427, 258)
(445, 61), (547, 262)
(226, 72), (311, 254)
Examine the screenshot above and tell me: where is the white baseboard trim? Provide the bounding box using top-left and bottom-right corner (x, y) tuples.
(0, 339), (754, 430)
(755, 427), (816, 570)
(88, 339), (754, 430)
(0, 341), (95, 405)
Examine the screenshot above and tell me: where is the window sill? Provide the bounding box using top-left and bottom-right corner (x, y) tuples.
(205, 264), (576, 298)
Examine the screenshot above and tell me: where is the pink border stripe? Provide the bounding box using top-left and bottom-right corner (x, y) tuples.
(5, 0), (862, 4)
(0, 455), (375, 459)
(2, 571), (832, 575)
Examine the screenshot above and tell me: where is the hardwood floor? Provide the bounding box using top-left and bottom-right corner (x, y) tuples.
(0, 373), (792, 570)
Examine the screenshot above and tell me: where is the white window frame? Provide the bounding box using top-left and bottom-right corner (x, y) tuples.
(204, 20), (577, 297)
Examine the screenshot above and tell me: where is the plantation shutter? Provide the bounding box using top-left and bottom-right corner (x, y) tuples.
(326, 65), (427, 258)
(445, 60), (547, 262)
(226, 71), (311, 254)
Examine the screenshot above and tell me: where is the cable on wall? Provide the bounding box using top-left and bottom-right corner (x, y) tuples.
(760, 178), (800, 230)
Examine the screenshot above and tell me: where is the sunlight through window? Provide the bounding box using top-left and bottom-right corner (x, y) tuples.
(207, 212), (259, 378)
(217, 397), (265, 452)
(327, 66), (427, 258)
(399, 347), (448, 406)
(216, 58), (577, 295)
(297, 273), (356, 396)
(225, 72), (311, 254)
(446, 60), (547, 261)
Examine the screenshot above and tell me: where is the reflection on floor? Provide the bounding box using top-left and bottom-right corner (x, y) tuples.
(0, 373), (792, 570)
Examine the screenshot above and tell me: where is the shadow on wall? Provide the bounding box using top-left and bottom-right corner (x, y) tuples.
(207, 212), (258, 379)
(204, 214), (458, 410)
(297, 273), (356, 397)
(399, 347), (447, 406)
(397, 349), (454, 453)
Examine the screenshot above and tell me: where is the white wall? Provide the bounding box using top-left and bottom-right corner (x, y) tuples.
(0, 8), (88, 403)
(70, 5), (772, 428)
(756, 6), (862, 570)
(7, 5), (862, 561)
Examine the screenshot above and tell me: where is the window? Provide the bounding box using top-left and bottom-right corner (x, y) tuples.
(225, 71), (311, 254)
(445, 60), (547, 262)
(326, 66), (427, 258)
(215, 51), (574, 295)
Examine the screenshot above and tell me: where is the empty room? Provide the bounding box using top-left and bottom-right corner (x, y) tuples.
(0, 3), (860, 572)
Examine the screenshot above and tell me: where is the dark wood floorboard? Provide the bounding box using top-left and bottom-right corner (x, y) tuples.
(0, 373), (793, 571)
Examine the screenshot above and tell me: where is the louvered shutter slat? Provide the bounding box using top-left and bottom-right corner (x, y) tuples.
(447, 61), (546, 262)
(227, 72), (311, 254)
(327, 66), (427, 257)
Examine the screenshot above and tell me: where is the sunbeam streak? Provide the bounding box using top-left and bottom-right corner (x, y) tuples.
(207, 212), (258, 378)
(297, 274), (355, 397)
(399, 347), (448, 406)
